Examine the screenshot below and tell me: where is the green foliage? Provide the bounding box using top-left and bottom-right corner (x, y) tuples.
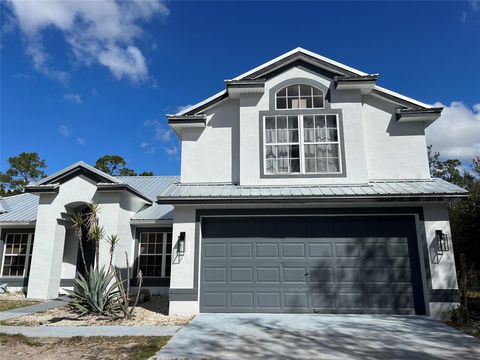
(94, 155), (153, 176)
(0, 152), (47, 195)
(67, 212), (88, 274)
(447, 304), (470, 324)
(65, 267), (121, 317)
(428, 147), (480, 275)
(95, 155), (136, 176)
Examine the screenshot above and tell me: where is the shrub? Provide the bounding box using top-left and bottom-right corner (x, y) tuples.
(447, 304), (470, 323)
(66, 266), (121, 317)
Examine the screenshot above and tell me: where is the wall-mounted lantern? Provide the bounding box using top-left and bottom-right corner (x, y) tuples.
(435, 230), (449, 253)
(177, 232), (186, 255)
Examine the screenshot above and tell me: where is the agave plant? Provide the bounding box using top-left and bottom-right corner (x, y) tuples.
(66, 266), (121, 317)
(67, 211), (88, 274)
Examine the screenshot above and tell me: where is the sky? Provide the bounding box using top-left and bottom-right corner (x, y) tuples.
(1, 0), (479, 177)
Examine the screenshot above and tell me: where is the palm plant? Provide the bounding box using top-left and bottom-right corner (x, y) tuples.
(88, 225), (105, 269)
(105, 234), (120, 270)
(86, 201), (100, 235)
(67, 211), (88, 274)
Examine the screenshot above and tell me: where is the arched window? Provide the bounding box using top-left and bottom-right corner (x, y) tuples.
(276, 84), (324, 109)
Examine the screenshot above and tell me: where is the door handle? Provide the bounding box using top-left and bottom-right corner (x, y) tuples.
(304, 272), (309, 276)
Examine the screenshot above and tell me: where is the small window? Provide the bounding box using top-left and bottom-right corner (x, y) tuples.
(276, 84), (324, 109)
(1, 233), (35, 277)
(138, 232), (172, 278)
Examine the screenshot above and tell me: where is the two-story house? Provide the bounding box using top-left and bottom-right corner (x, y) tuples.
(0, 48), (467, 319)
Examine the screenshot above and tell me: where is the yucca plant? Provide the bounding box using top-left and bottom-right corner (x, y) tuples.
(66, 266), (121, 317)
(105, 234), (120, 270)
(67, 211), (88, 274)
(88, 225), (105, 270)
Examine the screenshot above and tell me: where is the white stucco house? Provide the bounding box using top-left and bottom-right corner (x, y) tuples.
(0, 48), (467, 319)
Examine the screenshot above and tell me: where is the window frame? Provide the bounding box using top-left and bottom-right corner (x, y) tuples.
(0, 232), (35, 278)
(275, 83), (325, 110)
(137, 231), (172, 279)
(262, 113), (343, 176)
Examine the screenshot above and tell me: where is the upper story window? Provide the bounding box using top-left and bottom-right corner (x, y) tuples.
(276, 84), (324, 109)
(264, 114), (341, 175)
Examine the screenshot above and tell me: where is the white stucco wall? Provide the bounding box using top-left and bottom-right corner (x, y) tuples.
(178, 66), (432, 185)
(363, 96), (431, 180)
(423, 203), (459, 290)
(181, 99), (240, 183)
(27, 175), (149, 299)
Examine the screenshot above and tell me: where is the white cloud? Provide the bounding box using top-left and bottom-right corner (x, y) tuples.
(12, 73), (32, 80)
(140, 141), (156, 154)
(76, 137), (86, 145)
(58, 124), (71, 138)
(7, 0), (168, 83)
(64, 93), (82, 104)
(144, 119), (172, 142)
(164, 145), (179, 158)
(426, 102), (480, 161)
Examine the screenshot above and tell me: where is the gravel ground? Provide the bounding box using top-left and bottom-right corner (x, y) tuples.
(0, 292), (32, 301)
(4, 296), (193, 327)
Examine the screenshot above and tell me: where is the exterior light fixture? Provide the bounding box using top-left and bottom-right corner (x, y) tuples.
(177, 232), (186, 254)
(435, 230), (449, 253)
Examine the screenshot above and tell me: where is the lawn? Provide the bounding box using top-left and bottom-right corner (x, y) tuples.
(0, 333), (171, 360)
(0, 300), (38, 312)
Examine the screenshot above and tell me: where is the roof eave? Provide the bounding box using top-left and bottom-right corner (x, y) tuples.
(157, 193), (468, 204)
(96, 184), (153, 204)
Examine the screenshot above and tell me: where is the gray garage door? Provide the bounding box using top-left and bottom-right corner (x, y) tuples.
(200, 216), (425, 314)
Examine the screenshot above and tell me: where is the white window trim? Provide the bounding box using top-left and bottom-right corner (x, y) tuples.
(0, 233), (34, 278)
(263, 114), (343, 176)
(275, 83), (325, 111)
(137, 232), (172, 278)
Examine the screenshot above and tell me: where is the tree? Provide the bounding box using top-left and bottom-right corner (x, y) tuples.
(94, 155), (153, 176)
(0, 152), (47, 195)
(428, 145), (480, 274)
(95, 155), (136, 176)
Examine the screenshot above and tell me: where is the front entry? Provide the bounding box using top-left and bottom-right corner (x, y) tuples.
(200, 215), (425, 314)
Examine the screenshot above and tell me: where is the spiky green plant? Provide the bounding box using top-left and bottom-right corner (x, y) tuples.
(65, 266), (121, 317)
(86, 202), (100, 235)
(105, 234), (120, 270)
(67, 211), (88, 274)
(88, 225), (105, 269)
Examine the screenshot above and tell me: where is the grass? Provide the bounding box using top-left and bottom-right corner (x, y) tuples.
(0, 300), (38, 312)
(0, 333), (171, 360)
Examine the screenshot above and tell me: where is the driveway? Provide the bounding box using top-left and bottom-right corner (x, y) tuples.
(157, 314), (480, 359)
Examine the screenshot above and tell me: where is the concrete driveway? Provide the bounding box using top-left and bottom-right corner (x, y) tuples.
(157, 314), (480, 360)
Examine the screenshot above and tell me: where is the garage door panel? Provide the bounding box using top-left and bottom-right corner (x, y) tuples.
(256, 267), (280, 283)
(257, 292), (281, 308)
(308, 243), (333, 258)
(204, 267), (227, 283)
(256, 243), (279, 257)
(230, 292), (254, 308)
(201, 216), (423, 314)
(230, 267), (253, 282)
(230, 243), (253, 258)
(282, 243), (306, 258)
(284, 292), (308, 308)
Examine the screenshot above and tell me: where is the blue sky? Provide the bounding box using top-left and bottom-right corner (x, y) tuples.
(1, 1), (479, 176)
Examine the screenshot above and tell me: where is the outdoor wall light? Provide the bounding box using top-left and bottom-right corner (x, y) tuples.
(177, 232), (186, 254)
(435, 230), (450, 253)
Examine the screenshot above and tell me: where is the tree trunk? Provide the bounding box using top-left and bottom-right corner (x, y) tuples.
(78, 232), (88, 274)
(95, 241), (100, 270)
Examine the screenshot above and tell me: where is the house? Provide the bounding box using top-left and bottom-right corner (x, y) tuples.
(0, 48), (467, 319)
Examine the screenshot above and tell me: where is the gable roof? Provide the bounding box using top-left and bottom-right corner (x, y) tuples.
(35, 161), (119, 186)
(175, 47), (433, 117)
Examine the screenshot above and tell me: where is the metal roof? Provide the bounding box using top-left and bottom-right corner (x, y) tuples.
(0, 193), (39, 223)
(0, 176), (179, 224)
(157, 178), (467, 203)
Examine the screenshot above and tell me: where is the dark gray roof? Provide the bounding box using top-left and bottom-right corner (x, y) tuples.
(0, 193), (39, 223)
(157, 178), (467, 203)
